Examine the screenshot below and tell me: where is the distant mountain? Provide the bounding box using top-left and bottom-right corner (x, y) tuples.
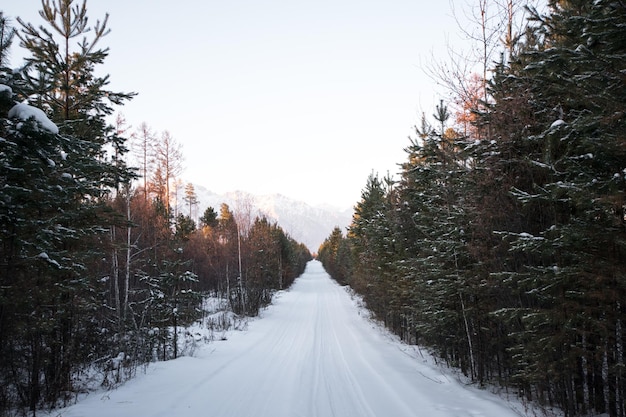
(190, 185), (353, 252)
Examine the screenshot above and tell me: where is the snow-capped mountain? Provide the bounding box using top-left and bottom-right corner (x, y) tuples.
(191, 185), (353, 252)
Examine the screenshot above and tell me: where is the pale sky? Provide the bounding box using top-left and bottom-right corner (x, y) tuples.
(5, 1), (460, 209)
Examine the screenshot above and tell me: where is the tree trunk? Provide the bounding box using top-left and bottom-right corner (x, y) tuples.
(123, 195), (131, 322)
(459, 292), (476, 380)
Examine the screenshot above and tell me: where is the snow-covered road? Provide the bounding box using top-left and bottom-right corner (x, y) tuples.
(55, 261), (523, 417)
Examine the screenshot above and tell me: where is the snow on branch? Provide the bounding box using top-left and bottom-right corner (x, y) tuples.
(8, 102), (59, 135)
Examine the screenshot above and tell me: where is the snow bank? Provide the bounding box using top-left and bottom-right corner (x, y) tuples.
(8, 102), (59, 135)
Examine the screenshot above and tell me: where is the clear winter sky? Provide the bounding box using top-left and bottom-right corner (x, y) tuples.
(5, 1), (461, 209)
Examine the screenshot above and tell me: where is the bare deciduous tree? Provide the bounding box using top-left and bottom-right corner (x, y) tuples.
(424, 0), (542, 140)
(153, 130), (184, 218)
(132, 122), (156, 201)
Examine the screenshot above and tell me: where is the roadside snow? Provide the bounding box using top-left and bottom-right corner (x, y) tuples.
(47, 261), (531, 417)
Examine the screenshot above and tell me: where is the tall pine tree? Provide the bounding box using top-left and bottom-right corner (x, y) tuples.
(1, 1), (136, 413)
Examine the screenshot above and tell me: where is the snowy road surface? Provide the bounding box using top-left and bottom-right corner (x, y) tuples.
(54, 261), (523, 417)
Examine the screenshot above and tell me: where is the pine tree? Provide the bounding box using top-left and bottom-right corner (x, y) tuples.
(395, 102), (486, 376)
(175, 213), (196, 241)
(0, 1), (136, 412)
(217, 203), (241, 310)
(245, 217), (280, 312)
(318, 226), (352, 285)
(348, 173), (398, 322)
(478, 1), (626, 413)
(0, 12), (16, 66)
(200, 206), (219, 229)
(0, 82), (133, 413)
(183, 182), (199, 218)
(16, 0), (135, 139)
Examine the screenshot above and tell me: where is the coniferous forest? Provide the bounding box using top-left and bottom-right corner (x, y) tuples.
(319, 1), (625, 417)
(0, 2), (310, 415)
(2, 0), (626, 417)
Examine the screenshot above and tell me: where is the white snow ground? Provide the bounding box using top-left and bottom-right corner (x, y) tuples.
(50, 261), (527, 417)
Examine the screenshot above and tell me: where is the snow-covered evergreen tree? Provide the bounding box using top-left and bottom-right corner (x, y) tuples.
(320, 1), (625, 415)
(0, 1), (136, 412)
(482, 1), (626, 414)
